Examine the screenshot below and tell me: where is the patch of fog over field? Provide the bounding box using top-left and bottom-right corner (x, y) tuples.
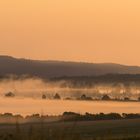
(0, 77), (140, 99)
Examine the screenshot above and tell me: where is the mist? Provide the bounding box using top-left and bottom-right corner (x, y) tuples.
(0, 76), (140, 100)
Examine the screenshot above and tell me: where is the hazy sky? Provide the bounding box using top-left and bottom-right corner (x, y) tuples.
(0, 0), (140, 65)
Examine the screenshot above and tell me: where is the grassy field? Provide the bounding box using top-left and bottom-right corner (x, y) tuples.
(0, 119), (140, 140)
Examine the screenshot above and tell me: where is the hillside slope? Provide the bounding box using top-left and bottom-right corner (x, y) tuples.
(0, 56), (140, 78)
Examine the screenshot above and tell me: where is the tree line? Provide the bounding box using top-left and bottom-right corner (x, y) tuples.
(0, 112), (140, 124)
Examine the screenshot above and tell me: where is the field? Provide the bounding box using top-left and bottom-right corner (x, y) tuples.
(0, 119), (140, 140)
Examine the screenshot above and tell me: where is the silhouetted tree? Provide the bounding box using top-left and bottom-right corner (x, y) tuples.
(81, 94), (87, 100)
(54, 93), (61, 99)
(124, 97), (130, 101)
(80, 94), (93, 100)
(101, 94), (111, 100)
(42, 94), (46, 99)
(5, 92), (15, 97)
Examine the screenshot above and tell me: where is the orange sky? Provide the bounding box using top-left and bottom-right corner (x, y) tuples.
(0, 0), (140, 65)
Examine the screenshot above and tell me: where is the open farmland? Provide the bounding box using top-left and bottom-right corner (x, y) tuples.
(0, 118), (140, 140)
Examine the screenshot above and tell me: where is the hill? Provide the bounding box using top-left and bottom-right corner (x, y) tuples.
(0, 55), (140, 78)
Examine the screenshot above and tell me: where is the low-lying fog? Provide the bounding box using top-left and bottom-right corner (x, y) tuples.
(1, 98), (140, 116)
(0, 77), (140, 100)
(0, 77), (140, 116)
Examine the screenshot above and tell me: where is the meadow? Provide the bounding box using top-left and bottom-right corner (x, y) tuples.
(0, 118), (140, 140)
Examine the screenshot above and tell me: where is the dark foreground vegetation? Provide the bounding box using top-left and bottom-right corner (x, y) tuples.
(62, 112), (140, 122)
(0, 118), (140, 140)
(1, 112), (140, 124)
(1, 112), (140, 140)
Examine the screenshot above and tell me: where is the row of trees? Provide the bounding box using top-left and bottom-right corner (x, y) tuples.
(62, 112), (140, 121)
(4, 92), (140, 102)
(42, 93), (140, 102)
(1, 112), (140, 123)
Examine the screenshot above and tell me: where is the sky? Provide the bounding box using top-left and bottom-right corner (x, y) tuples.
(0, 0), (140, 65)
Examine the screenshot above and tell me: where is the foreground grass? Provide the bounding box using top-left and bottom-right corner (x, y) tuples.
(0, 119), (140, 140)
